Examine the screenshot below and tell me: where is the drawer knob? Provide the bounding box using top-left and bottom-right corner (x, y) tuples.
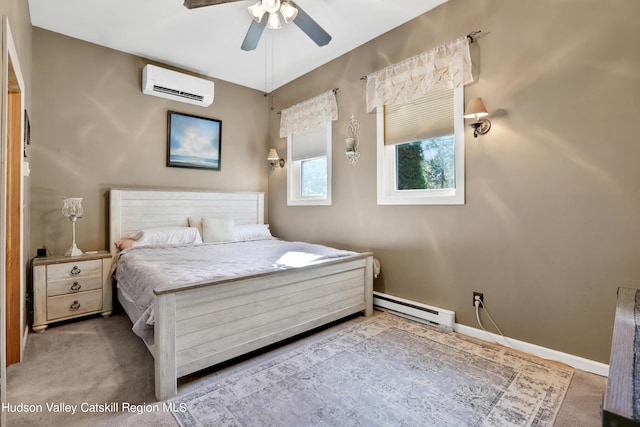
(70, 266), (81, 275)
(70, 282), (82, 292)
(69, 301), (80, 311)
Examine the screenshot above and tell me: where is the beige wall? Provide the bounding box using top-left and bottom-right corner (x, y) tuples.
(28, 0), (640, 364)
(268, 0), (640, 363)
(6, 0), (32, 82)
(30, 29), (270, 256)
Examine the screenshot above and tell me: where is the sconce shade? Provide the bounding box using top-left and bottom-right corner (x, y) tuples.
(464, 98), (489, 119)
(267, 149), (280, 160)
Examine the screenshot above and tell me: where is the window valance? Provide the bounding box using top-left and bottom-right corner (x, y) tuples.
(280, 90), (338, 138)
(365, 36), (473, 112)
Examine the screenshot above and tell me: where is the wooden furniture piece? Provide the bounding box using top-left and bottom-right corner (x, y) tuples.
(32, 251), (113, 332)
(602, 287), (640, 426)
(109, 188), (374, 400)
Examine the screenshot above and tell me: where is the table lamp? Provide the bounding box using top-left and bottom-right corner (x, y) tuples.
(62, 197), (83, 256)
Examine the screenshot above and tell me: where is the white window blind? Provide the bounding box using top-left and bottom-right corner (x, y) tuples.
(291, 126), (326, 161)
(384, 88), (454, 146)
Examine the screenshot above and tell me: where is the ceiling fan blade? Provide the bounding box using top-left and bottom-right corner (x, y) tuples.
(292, 4), (331, 47)
(183, 0), (245, 10)
(241, 19), (267, 51)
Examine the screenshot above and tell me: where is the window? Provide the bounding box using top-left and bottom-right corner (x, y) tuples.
(287, 124), (332, 206)
(377, 87), (465, 205)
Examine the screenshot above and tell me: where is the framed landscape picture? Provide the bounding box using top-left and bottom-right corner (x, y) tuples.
(167, 111), (222, 170)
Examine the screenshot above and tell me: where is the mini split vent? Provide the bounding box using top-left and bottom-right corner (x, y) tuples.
(152, 85), (204, 102)
(142, 64), (214, 107)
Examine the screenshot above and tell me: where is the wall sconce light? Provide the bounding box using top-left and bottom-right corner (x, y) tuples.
(345, 114), (360, 165)
(267, 148), (285, 170)
(464, 97), (491, 138)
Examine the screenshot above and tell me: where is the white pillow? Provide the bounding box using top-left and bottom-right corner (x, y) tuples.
(188, 216), (203, 239)
(234, 224), (272, 241)
(202, 217), (236, 243)
(129, 227), (202, 247)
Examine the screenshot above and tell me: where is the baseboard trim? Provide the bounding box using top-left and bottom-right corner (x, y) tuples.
(454, 323), (610, 377)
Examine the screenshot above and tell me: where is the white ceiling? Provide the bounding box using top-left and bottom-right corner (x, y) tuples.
(28, 0), (446, 92)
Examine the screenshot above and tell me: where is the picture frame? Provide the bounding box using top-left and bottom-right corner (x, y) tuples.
(167, 111), (222, 170)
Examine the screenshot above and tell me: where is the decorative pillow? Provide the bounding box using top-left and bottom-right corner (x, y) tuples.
(125, 227), (202, 247)
(234, 224), (273, 241)
(114, 238), (136, 251)
(202, 217), (236, 243)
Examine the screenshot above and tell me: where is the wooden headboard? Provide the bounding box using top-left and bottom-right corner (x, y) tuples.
(109, 188), (264, 256)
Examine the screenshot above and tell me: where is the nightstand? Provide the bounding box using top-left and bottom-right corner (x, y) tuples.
(32, 250), (113, 332)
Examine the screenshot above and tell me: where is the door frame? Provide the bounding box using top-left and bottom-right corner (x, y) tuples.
(1, 16), (26, 418)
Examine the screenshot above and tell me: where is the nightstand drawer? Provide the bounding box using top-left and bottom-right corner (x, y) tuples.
(47, 275), (102, 297)
(47, 290), (102, 321)
(47, 259), (102, 281)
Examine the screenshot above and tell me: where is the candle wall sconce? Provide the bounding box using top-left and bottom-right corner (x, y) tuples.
(345, 114), (360, 165)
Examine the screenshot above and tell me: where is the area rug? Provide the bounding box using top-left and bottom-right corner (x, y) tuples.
(171, 313), (573, 426)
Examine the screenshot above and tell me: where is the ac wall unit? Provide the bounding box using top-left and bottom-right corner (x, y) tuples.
(142, 64), (214, 107)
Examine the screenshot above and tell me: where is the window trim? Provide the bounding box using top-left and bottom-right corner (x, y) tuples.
(287, 123), (332, 206)
(376, 87), (465, 205)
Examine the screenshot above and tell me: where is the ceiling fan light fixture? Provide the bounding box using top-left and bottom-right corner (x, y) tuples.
(263, 0), (281, 14)
(248, 1), (266, 23)
(280, 1), (298, 24)
(266, 12), (282, 29)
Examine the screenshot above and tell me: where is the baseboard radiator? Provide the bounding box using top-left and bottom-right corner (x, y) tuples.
(373, 291), (455, 330)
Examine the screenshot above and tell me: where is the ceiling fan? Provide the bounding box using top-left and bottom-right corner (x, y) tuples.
(183, 0), (332, 51)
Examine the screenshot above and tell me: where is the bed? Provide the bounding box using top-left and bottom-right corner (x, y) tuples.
(109, 188), (374, 400)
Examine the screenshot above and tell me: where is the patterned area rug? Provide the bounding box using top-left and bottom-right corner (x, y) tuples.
(171, 313), (573, 426)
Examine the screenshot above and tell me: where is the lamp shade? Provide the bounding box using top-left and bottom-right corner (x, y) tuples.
(266, 12), (282, 29)
(248, 1), (266, 22)
(62, 197), (83, 218)
(464, 97), (489, 119)
(263, 0), (280, 13)
(267, 149), (280, 160)
(280, 1), (298, 24)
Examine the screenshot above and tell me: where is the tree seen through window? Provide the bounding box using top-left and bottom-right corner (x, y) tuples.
(396, 135), (455, 190)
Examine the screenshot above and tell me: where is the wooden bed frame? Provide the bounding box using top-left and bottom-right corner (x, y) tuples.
(109, 188), (374, 400)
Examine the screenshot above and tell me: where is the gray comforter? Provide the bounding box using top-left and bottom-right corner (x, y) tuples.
(115, 238), (356, 344)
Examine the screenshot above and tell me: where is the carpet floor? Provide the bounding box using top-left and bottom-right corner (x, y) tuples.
(6, 310), (606, 426)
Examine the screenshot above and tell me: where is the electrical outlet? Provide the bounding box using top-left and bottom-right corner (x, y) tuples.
(473, 292), (484, 307)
